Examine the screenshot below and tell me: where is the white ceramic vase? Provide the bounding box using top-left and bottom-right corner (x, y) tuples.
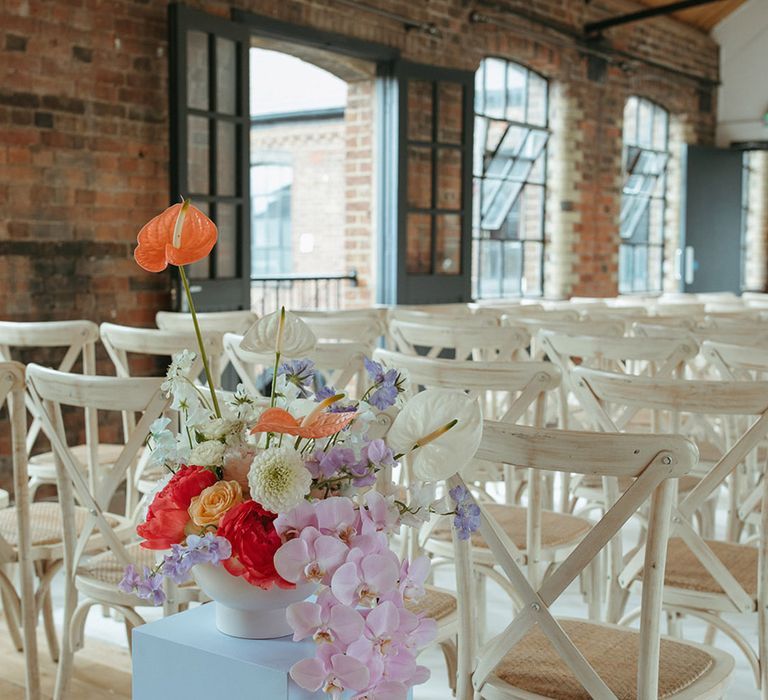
(192, 563), (316, 639)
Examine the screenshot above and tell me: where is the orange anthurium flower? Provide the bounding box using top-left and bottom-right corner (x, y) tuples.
(251, 407), (356, 440)
(135, 200), (218, 272)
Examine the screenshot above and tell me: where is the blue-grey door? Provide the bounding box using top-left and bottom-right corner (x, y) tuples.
(681, 145), (743, 294)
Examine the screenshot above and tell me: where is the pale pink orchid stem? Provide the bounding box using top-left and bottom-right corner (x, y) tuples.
(301, 393), (345, 428)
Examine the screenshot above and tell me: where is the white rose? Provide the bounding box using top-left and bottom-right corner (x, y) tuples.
(189, 440), (226, 467)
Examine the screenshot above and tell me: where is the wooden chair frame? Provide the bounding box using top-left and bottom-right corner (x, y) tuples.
(26, 364), (191, 700)
(451, 420), (731, 700)
(223, 332), (369, 400)
(574, 366), (768, 694)
(0, 362), (40, 700)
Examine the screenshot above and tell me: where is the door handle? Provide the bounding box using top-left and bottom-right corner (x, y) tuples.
(684, 246), (695, 285)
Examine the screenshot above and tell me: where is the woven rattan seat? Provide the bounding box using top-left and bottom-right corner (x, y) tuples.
(405, 586), (457, 621)
(78, 542), (157, 585)
(492, 619), (715, 700)
(434, 504), (591, 550)
(0, 502), (119, 547)
(661, 536), (758, 597)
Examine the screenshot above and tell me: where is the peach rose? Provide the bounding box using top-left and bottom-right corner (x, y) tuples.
(188, 480), (243, 527)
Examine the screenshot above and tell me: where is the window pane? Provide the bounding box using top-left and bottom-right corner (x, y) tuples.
(408, 81), (433, 141)
(407, 147), (432, 209)
(482, 58), (506, 119)
(633, 245), (648, 291)
(216, 203), (238, 278)
(406, 213), (432, 274)
(522, 240), (543, 295)
(502, 241), (522, 296)
(505, 62), (526, 122)
(519, 185), (544, 241)
(187, 116), (209, 195)
(437, 82), (463, 144)
(187, 31), (209, 111)
(436, 214), (461, 275)
(527, 72), (548, 127)
(216, 38), (237, 115)
(478, 239), (502, 298)
(637, 99), (653, 148)
(649, 245), (663, 291)
(216, 121), (237, 196)
(436, 148), (462, 210)
(618, 244), (633, 293)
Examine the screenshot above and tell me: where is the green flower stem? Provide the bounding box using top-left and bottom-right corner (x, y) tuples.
(179, 264), (221, 419)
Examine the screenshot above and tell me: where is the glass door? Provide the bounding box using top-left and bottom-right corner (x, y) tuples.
(169, 5), (251, 311)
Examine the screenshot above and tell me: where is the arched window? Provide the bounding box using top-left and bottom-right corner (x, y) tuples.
(620, 96), (670, 293)
(472, 58), (549, 298)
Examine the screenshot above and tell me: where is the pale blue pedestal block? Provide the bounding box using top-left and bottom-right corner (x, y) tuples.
(132, 604), (322, 700)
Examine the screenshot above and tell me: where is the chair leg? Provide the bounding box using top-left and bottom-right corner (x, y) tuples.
(439, 639), (458, 695)
(759, 595), (768, 698)
(666, 610), (683, 638)
(1, 565), (24, 652)
(474, 572), (487, 643)
(52, 577), (77, 700)
(41, 577), (60, 663)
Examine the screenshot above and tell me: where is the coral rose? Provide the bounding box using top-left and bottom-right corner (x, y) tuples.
(217, 501), (295, 590)
(188, 480), (243, 527)
(137, 466), (217, 550)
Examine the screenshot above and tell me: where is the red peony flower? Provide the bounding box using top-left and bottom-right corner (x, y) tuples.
(217, 501), (295, 590)
(137, 466), (217, 550)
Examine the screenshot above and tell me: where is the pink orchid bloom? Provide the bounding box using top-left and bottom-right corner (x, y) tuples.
(397, 608), (438, 651)
(398, 556), (430, 603)
(362, 600), (402, 657)
(274, 527), (349, 585)
(291, 645), (371, 698)
(331, 552), (400, 607)
(348, 532), (390, 558)
(287, 596), (365, 647)
(381, 648), (426, 686)
(274, 501), (318, 540)
(359, 491), (400, 535)
(315, 496), (360, 544)
(351, 680), (409, 700)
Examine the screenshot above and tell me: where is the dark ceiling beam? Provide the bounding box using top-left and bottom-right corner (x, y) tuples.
(584, 0), (724, 36)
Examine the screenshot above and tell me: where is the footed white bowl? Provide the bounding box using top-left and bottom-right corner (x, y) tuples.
(192, 563), (316, 639)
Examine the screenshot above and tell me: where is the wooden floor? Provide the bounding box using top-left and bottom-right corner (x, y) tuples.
(0, 615), (131, 700)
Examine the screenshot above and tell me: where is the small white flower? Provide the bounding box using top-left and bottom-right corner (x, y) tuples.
(161, 350), (201, 412)
(400, 483), (439, 529)
(189, 440), (226, 467)
(248, 446), (312, 513)
(200, 418), (239, 441)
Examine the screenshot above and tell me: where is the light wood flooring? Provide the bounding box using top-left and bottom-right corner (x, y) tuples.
(0, 615), (131, 700)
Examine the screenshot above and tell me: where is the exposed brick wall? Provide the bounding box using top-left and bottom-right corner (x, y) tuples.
(744, 151), (768, 293)
(0, 0), (725, 483)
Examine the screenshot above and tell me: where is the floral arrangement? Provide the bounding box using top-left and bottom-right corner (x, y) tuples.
(120, 201), (483, 699)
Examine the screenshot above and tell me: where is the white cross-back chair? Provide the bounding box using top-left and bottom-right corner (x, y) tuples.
(574, 367), (768, 695)
(0, 320), (104, 500)
(26, 364), (200, 700)
(0, 362), (40, 700)
(375, 351), (598, 633)
(450, 420), (733, 700)
(156, 309), (257, 335)
(294, 308), (385, 348)
(99, 322), (213, 507)
(223, 332), (369, 400)
(389, 319), (530, 361)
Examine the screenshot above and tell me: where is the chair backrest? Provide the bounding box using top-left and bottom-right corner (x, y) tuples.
(388, 307), (496, 326)
(0, 320), (100, 458)
(574, 367), (768, 614)
(703, 339), (768, 381)
(388, 319), (530, 360)
(223, 332), (368, 399)
(501, 306), (580, 322)
(503, 316), (626, 339)
(451, 420), (696, 700)
(26, 364), (169, 577)
(0, 362), (38, 697)
(100, 322), (217, 382)
(294, 308), (385, 347)
(155, 310), (258, 335)
(541, 331), (698, 380)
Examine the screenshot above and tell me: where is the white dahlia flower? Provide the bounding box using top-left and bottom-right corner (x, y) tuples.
(248, 446), (311, 513)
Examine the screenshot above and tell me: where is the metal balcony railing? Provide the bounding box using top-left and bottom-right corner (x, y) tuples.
(250, 271), (358, 314)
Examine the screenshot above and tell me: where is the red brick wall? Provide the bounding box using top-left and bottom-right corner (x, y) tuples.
(0, 0), (722, 489)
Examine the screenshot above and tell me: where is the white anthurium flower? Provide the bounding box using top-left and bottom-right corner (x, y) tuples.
(240, 308), (316, 357)
(386, 389), (483, 482)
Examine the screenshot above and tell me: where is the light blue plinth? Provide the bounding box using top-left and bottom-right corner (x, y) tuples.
(132, 604), (323, 699)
